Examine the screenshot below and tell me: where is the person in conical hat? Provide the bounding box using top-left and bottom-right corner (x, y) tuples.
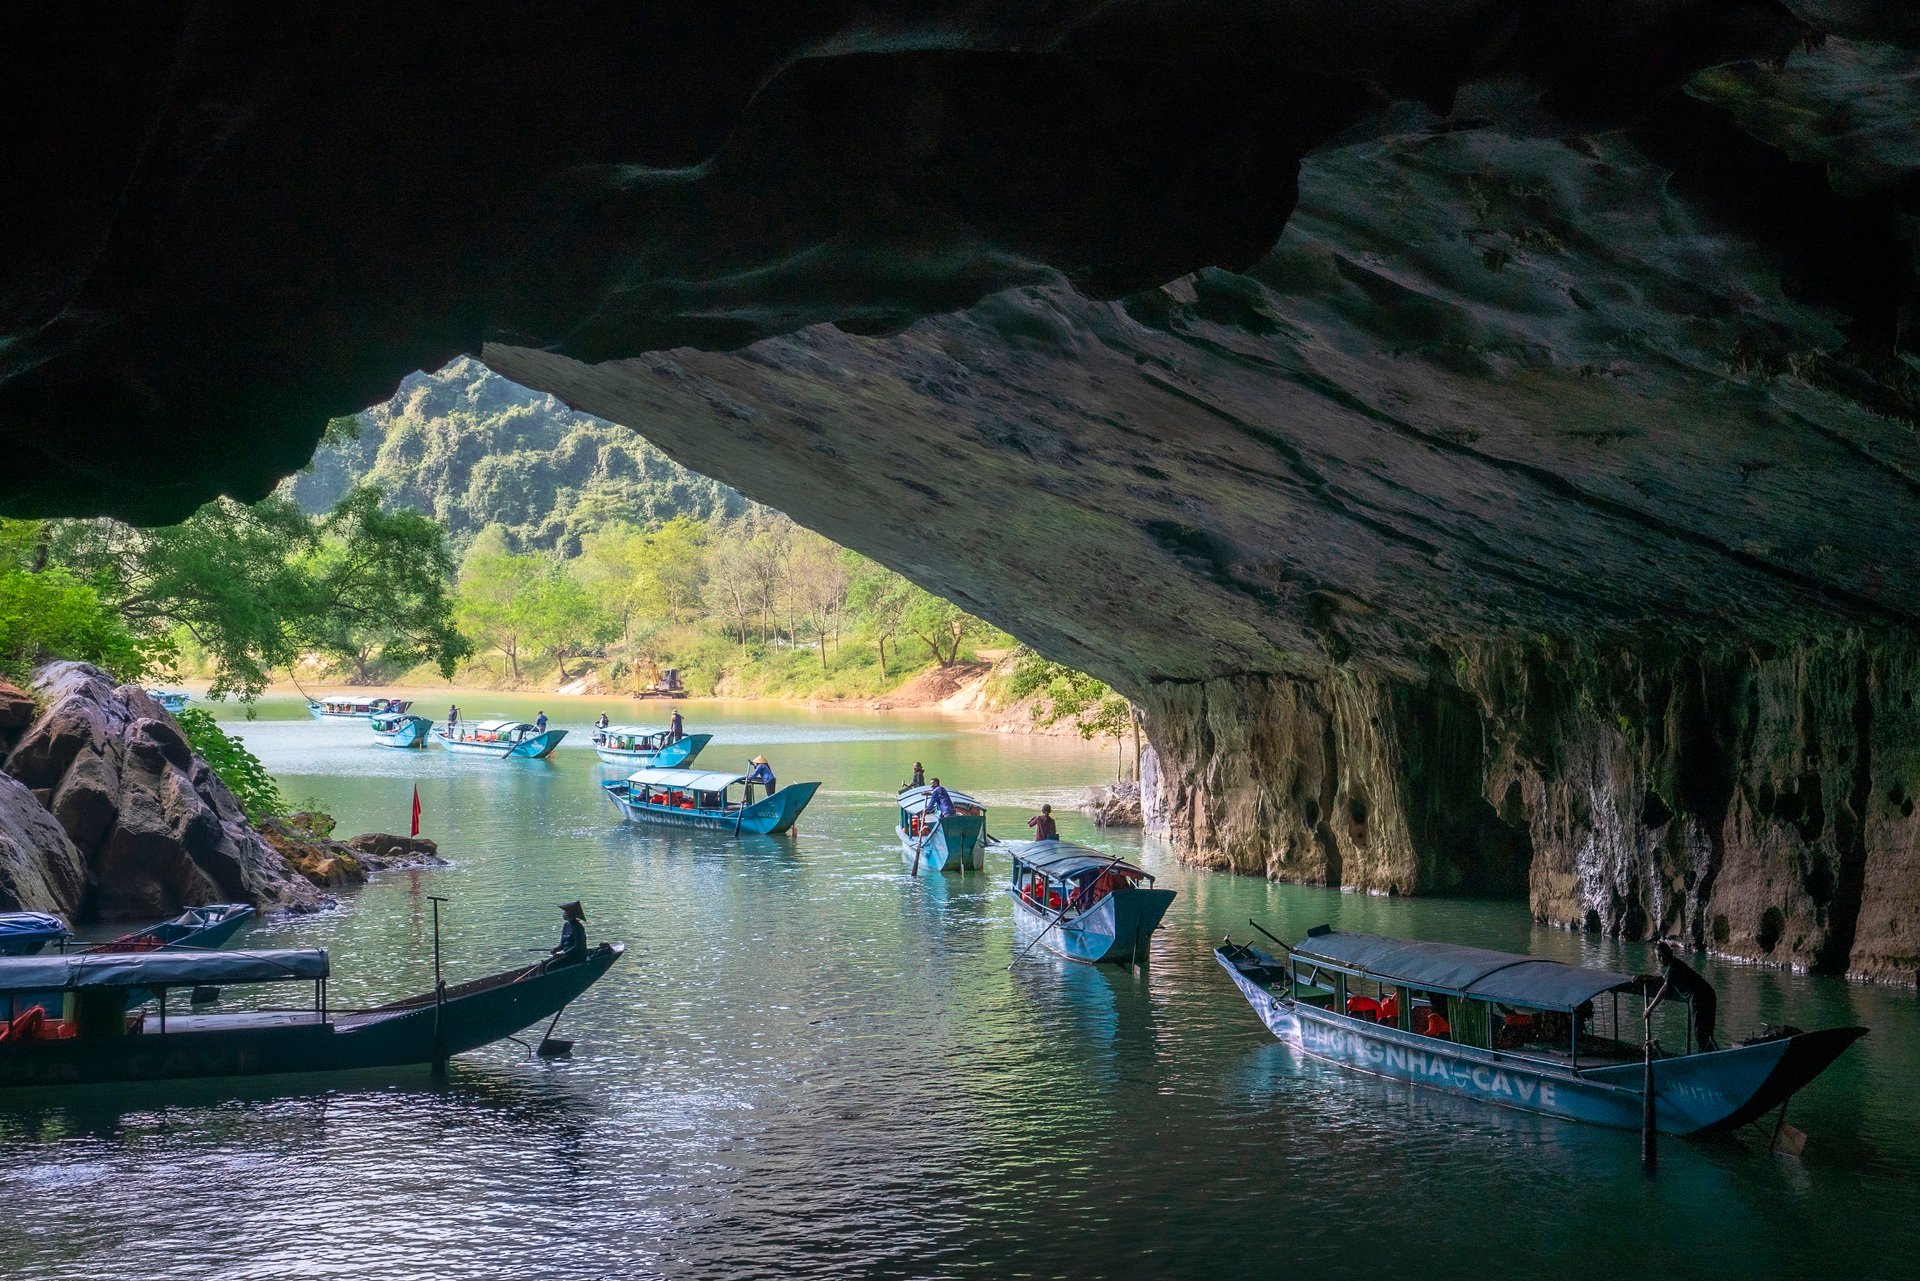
(551, 900), (587, 964)
(745, 755), (776, 798)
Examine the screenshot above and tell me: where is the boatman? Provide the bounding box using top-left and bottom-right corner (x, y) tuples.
(447, 703), (460, 731)
(596, 712), (610, 730)
(669, 709), (684, 741)
(910, 762), (925, 787)
(534, 710), (549, 734)
(746, 755), (777, 799)
(1646, 940), (1718, 1051)
(550, 901), (587, 966)
(1028, 804), (1059, 842)
(927, 777), (955, 817)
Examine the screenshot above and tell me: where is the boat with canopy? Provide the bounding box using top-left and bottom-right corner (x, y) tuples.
(602, 766), (819, 835)
(997, 839), (1175, 964)
(6, 903), (258, 1010)
(590, 725), (711, 768)
(896, 784), (985, 873)
(0, 914), (72, 957)
(147, 690), (190, 714)
(370, 711), (434, 749)
(0, 941), (623, 1087)
(307, 694), (413, 720)
(432, 718), (567, 759)
(1215, 926), (1866, 1137)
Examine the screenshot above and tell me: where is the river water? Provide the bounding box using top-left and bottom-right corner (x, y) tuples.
(2, 698), (1915, 1280)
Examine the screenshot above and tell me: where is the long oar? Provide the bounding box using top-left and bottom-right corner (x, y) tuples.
(911, 821), (933, 876)
(1007, 853), (1128, 969)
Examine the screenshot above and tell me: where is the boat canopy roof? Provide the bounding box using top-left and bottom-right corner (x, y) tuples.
(0, 912), (70, 941)
(473, 719), (532, 733)
(1290, 930), (1635, 1013)
(0, 948), (330, 993)
(996, 839), (1146, 881)
(601, 724), (668, 737)
(899, 784), (980, 814)
(624, 766), (746, 791)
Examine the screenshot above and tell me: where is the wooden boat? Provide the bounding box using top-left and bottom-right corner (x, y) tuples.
(370, 711), (434, 749)
(602, 766), (820, 835)
(590, 725), (711, 768)
(997, 839), (1175, 964)
(432, 718), (567, 759)
(147, 689), (190, 714)
(307, 694), (413, 720)
(0, 942), (623, 1087)
(0, 914), (71, 957)
(896, 784), (985, 873)
(1215, 926), (1867, 1137)
(87, 903), (256, 954)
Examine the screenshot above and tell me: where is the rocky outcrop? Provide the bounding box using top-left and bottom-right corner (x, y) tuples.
(344, 832), (445, 872)
(1142, 633), (1920, 984)
(2, 663), (320, 918)
(1078, 783), (1143, 828)
(0, 771), (87, 915)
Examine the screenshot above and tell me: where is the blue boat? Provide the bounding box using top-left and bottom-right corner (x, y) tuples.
(370, 711), (434, 749)
(0, 941), (622, 1087)
(896, 784), (985, 873)
(1215, 927), (1867, 1137)
(432, 718), (567, 759)
(590, 725), (711, 768)
(307, 695), (413, 720)
(603, 766), (820, 835)
(147, 689), (190, 714)
(999, 840), (1175, 965)
(88, 903), (256, 954)
(0, 914), (72, 957)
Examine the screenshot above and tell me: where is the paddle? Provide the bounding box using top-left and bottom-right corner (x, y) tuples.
(535, 1009), (572, 1058)
(1248, 917), (1293, 954)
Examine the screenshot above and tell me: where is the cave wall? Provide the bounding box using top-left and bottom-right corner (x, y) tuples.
(1141, 633), (1920, 984)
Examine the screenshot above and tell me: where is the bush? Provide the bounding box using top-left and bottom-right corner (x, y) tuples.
(0, 564), (157, 686)
(174, 707), (286, 821)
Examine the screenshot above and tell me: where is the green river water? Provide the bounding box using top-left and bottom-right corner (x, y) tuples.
(1, 696), (1915, 1280)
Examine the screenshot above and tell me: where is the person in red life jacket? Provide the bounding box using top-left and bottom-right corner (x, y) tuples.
(1028, 804), (1059, 842)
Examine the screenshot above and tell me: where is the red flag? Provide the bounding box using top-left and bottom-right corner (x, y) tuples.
(410, 784), (422, 837)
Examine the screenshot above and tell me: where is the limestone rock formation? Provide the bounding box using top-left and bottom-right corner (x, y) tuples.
(5, 7), (1920, 978)
(2, 663), (320, 918)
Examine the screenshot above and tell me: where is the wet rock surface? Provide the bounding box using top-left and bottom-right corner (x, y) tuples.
(0, 663), (320, 918)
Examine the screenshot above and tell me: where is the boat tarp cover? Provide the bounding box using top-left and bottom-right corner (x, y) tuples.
(1291, 931), (1634, 1012)
(898, 784), (980, 814)
(623, 767), (746, 791)
(0, 948), (330, 992)
(994, 840), (1144, 880)
(0, 913), (69, 942)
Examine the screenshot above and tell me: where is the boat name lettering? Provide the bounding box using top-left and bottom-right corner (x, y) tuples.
(1300, 1018), (1556, 1107)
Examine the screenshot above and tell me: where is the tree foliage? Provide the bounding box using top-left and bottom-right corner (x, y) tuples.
(174, 707), (287, 821)
(0, 523), (156, 684)
(1008, 649), (1132, 741)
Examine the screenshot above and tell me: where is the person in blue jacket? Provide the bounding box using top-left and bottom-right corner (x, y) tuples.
(550, 901), (587, 966)
(745, 755), (776, 801)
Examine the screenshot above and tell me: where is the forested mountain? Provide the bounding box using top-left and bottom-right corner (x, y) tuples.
(288, 357), (745, 550)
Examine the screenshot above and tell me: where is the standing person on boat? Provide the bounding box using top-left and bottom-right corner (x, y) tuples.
(1028, 804), (1059, 842)
(447, 704), (460, 732)
(744, 755), (776, 801)
(534, 710), (549, 735)
(927, 778), (955, 817)
(596, 712), (609, 730)
(669, 709), (684, 741)
(1647, 940), (1718, 1051)
(910, 762), (925, 787)
(550, 901), (588, 967)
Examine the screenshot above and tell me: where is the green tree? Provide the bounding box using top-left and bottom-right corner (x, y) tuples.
(454, 527), (546, 681)
(902, 585), (988, 668)
(846, 557), (911, 679)
(0, 522), (156, 683)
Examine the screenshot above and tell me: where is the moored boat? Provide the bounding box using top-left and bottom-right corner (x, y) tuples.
(590, 725), (711, 768)
(1214, 926), (1867, 1137)
(0, 914), (72, 957)
(998, 839), (1175, 964)
(370, 711), (434, 749)
(86, 903), (256, 954)
(603, 766), (819, 835)
(897, 783), (986, 873)
(0, 941), (623, 1087)
(307, 694), (413, 720)
(432, 718), (567, 759)
(147, 689), (190, 714)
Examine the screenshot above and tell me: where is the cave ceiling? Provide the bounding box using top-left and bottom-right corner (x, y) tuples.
(5, 2), (1920, 687)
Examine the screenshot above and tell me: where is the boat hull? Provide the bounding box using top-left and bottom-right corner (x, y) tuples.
(0, 944), (622, 1088)
(1008, 886), (1174, 964)
(1214, 944), (1865, 1136)
(605, 780), (820, 835)
(372, 715), (434, 749)
(592, 733), (711, 768)
(432, 728), (567, 759)
(897, 814), (985, 872)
